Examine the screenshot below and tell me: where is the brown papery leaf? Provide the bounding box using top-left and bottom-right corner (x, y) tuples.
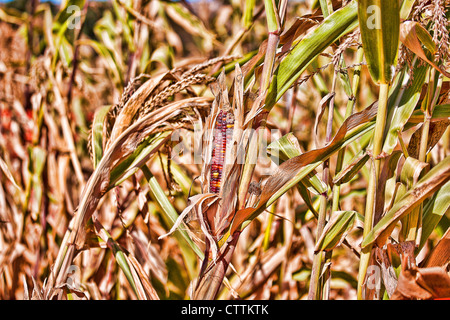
(374, 151), (403, 225)
(407, 120), (450, 160)
(193, 231), (241, 300)
(237, 246), (288, 296)
(313, 92), (335, 148)
(361, 157), (450, 249)
(108, 72), (171, 145)
(391, 265), (450, 300)
(400, 21), (450, 78)
(126, 254), (160, 300)
(280, 13), (322, 54)
(421, 228), (450, 268)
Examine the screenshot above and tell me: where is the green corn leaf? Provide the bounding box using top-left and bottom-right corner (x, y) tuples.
(91, 105), (112, 169)
(265, 1), (358, 109)
(213, 50), (257, 78)
(54, 0), (86, 29)
(111, 0), (135, 51)
(400, 0), (416, 20)
(30, 147), (47, 182)
(242, 0), (256, 29)
(94, 221), (140, 298)
(51, 0), (87, 70)
(267, 133), (323, 217)
(109, 132), (172, 189)
(25, 147), (47, 218)
(115, 250), (139, 297)
(382, 61), (428, 154)
(144, 44), (174, 73)
(266, 133), (302, 162)
(164, 2), (217, 48)
(141, 165), (204, 260)
(419, 180), (450, 251)
(314, 210), (357, 252)
(398, 157), (429, 242)
(333, 152), (370, 185)
(265, 119), (375, 211)
(407, 104), (450, 127)
(78, 38), (124, 87)
(399, 157), (429, 189)
(358, 0), (400, 84)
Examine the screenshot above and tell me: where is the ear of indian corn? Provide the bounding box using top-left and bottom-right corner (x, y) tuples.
(209, 110), (235, 194)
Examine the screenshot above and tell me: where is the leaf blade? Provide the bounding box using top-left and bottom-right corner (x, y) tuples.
(358, 0), (400, 84)
(265, 1), (358, 109)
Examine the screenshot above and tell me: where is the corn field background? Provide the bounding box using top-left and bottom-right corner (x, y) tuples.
(0, 0), (449, 301)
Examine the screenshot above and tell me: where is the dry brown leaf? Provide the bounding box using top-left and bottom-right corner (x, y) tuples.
(391, 265), (450, 300)
(421, 228), (450, 268)
(400, 21), (450, 78)
(407, 120), (450, 160)
(237, 246), (288, 295)
(126, 254), (160, 300)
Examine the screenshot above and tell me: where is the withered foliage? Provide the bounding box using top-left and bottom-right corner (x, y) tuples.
(0, 0), (449, 301)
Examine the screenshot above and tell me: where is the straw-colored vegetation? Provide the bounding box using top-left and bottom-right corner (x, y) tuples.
(0, 0), (449, 300)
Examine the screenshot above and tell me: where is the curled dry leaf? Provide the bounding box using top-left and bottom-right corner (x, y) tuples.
(400, 21), (450, 78)
(421, 228), (450, 269)
(407, 120), (450, 160)
(391, 265), (450, 300)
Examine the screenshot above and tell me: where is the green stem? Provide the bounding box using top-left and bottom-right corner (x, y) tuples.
(419, 68), (442, 162)
(263, 0), (278, 32)
(357, 82), (390, 299)
(237, 121), (265, 209)
(322, 250), (332, 299)
(308, 194), (327, 300)
(418, 119), (431, 163)
(409, 69), (442, 245)
(242, 0), (256, 29)
(260, 0), (287, 94)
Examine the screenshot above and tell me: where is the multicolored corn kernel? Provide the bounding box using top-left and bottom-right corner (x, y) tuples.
(209, 110), (234, 194)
